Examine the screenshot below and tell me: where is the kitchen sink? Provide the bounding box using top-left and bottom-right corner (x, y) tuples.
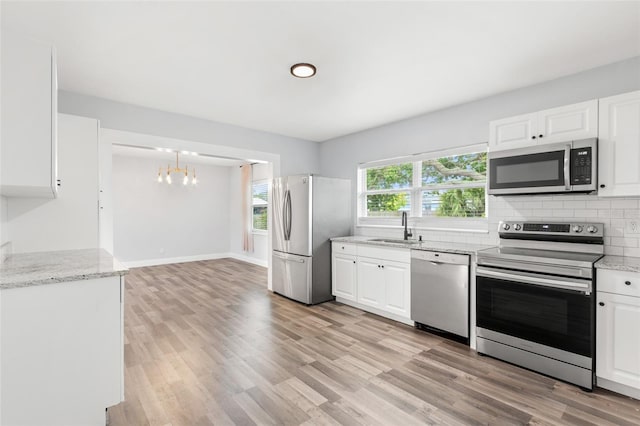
(369, 238), (421, 245)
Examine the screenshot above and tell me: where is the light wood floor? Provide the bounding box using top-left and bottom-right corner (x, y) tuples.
(108, 259), (640, 425)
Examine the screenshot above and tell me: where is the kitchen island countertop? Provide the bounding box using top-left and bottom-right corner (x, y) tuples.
(595, 255), (640, 273)
(331, 235), (492, 255)
(0, 248), (128, 290)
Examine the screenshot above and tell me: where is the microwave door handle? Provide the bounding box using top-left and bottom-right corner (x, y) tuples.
(564, 144), (571, 190)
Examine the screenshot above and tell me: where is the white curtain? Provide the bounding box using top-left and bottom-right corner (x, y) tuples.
(241, 164), (254, 252)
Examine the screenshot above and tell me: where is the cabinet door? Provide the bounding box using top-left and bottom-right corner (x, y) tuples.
(596, 292), (640, 390)
(598, 90), (640, 197)
(382, 260), (411, 318)
(0, 277), (122, 425)
(0, 32), (57, 198)
(357, 257), (384, 309)
(537, 99), (597, 143)
(332, 253), (357, 301)
(7, 114), (99, 253)
(489, 113), (537, 151)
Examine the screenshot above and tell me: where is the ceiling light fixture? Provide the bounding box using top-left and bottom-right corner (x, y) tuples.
(157, 151), (197, 185)
(290, 63), (316, 78)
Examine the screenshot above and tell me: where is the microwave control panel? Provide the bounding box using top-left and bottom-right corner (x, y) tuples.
(570, 147), (592, 184)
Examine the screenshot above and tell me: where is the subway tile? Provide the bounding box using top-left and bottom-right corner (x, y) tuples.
(586, 200), (611, 209)
(574, 209), (598, 217)
(606, 226), (625, 237)
(605, 246), (624, 256)
(610, 209), (625, 219)
(623, 247), (640, 258)
(542, 201), (563, 209)
(563, 200), (586, 209)
(624, 209), (640, 219)
(553, 209), (573, 217)
(611, 199), (639, 209)
(598, 209), (611, 218)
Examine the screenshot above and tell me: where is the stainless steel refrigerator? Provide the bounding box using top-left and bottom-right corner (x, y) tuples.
(272, 175), (351, 305)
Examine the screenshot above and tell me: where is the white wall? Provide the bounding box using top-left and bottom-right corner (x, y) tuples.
(58, 91), (320, 177)
(320, 56), (640, 254)
(8, 114), (100, 253)
(112, 155), (232, 266)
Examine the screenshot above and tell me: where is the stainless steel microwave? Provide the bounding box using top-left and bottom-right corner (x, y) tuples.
(488, 138), (597, 195)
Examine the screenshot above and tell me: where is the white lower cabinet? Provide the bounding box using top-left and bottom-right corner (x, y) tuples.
(596, 269), (640, 398)
(332, 252), (357, 302)
(356, 257), (385, 309)
(332, 242), (411, 324)
(0, 276), (124, 426)
(381, 260), (411, 318)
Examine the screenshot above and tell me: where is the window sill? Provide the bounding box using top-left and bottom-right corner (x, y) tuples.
(252, 230), (268, 236)
(357, 217), (489, 234)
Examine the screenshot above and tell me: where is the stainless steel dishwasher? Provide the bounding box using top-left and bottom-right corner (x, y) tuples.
(411, 250), (470, 339)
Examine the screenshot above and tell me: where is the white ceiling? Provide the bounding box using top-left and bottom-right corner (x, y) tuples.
(2, 1), (639, 142)
(111, 144), (246, 167)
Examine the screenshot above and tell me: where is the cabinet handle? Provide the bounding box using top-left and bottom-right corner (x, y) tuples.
(342, 246), (345, 249)
(381, 265), (385, 269)
(531, 136), (536, 139)
(539, 134), (544, 138)
(600, 184), (606, 188)
(599, 302), (605, 306)
(625, 280), (631, 286)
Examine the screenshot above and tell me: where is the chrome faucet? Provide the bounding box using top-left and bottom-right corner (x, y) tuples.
(401, 211), (413, 241)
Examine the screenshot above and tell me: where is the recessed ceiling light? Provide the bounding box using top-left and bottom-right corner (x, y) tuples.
(290, 63), (316, 78)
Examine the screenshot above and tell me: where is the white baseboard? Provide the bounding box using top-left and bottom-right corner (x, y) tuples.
(122, 253), (230, 268)
(122, 252), (269, 269)
(227, 253), (269, 268)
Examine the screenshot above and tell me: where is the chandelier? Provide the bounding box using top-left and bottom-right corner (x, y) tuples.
(157, 151), (197, 185)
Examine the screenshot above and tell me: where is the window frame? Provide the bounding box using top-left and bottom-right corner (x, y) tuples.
(357, 144), (488, 232)
(251, 179), (269, 234)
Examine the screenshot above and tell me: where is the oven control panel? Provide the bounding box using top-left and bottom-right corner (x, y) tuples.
(499, 221), (604, 238)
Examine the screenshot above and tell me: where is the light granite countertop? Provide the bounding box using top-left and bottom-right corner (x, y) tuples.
(595, 255), (640, 273)
(331, 235), (493, 255)
(0, 248), (128, 290)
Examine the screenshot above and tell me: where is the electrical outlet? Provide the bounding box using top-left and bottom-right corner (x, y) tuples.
(625, 220), (640, 234)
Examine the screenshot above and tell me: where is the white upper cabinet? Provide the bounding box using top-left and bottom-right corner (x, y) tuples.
(489, 99), (598, 151)
(1, 32), (58, 198)
(597, 90), (640, 197)
(489, 113), (537, 151)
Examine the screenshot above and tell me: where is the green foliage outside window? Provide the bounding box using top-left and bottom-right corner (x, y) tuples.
(252, 182), (268, 230)
(363, 152), (487, 218)
(366, 163), (412, 216)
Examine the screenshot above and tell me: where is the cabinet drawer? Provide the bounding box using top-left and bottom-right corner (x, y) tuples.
(332, 242), (358, 256)
(598, 269), (640, 298)
(357, 245), (410, 264)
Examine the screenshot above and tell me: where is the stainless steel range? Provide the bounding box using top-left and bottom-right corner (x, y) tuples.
(476, 221), (604, 390)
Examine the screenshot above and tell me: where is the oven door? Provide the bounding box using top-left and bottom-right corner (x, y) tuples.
(488, 145), (570, 195)
(476, 266), (593, 357)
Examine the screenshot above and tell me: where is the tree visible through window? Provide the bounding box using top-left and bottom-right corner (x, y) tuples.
(252, 181), (268, 231)
(360, 149), (487, 219)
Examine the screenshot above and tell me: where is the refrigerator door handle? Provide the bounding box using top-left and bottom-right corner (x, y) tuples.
(282, 189), (289, 241)
(285, 189), (292, 241)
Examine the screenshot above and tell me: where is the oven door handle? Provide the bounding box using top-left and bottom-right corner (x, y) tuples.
(476, 266), (591, 295)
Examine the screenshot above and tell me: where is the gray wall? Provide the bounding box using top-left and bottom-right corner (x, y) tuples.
(112, 155), (232, 263)
(320, 56), (640, 180)
(58, 91), (320, 177)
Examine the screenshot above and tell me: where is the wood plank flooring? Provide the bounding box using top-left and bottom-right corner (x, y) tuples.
(108, 259), (640, 425)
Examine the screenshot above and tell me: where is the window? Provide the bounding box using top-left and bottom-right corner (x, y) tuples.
(359, 146), (487, 224)
(252, 181), (268, 231)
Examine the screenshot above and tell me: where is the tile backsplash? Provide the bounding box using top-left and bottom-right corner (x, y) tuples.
(357, 194), (640, 257)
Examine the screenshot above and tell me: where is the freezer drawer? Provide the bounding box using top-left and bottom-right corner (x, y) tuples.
(411, 250), (470, 338)
(272, 251), (312, 304)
